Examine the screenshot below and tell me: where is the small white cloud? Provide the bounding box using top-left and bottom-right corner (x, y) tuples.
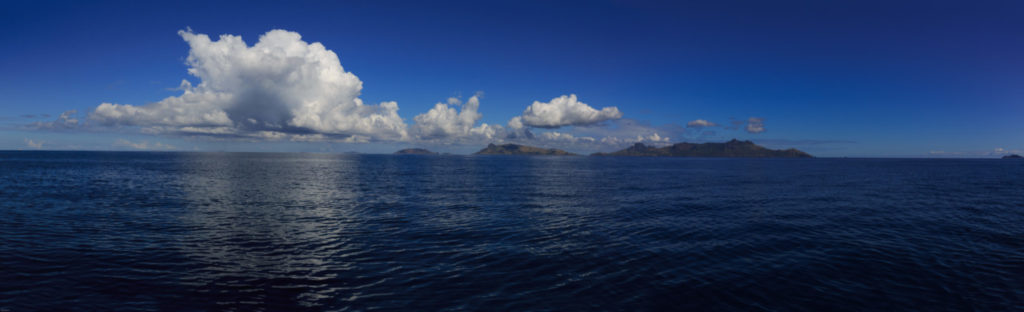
(57, 110), (78, 125)
(686, 119), (717, 128)
(637, 132), (669, 143)
(516, 94), (622, 128)
(507, 116), (524, 130)
(745, 117), (765, 133)
(24, 138), (43, 149)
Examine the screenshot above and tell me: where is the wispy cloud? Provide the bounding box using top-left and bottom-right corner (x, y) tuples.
(745, 117), (765, 133)
(114, 139), (176, 150)
(28, 110), (79, 130)
(927, 147), (1022, 157)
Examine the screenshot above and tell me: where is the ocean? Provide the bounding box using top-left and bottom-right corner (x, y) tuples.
(1, 151), (1022, 311)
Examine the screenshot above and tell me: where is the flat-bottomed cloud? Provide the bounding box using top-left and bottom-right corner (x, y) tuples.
(512, 94), (622, 129)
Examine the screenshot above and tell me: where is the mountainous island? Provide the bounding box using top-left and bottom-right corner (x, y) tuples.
(592, 139), (813, 158)
(474, 144), (577, 156)
(1003, 154), (1023, 159)
(469, 140), (809, 157)
(394, 148), (438, 155)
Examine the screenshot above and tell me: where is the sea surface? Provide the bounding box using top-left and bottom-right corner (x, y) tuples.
(1, 151), (1022, 311)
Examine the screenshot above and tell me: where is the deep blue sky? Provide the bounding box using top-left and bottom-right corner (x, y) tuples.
(2, 0), (1022, 156)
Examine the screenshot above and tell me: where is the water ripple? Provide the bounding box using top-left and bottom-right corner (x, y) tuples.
(1, 152), (1023, 310)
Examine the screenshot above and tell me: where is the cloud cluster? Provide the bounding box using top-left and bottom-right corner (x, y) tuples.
(91, 29), (408, 140)
(509, 94), (622, 129)
(83, 29), (633, 145)
(69, 29), (777, 152)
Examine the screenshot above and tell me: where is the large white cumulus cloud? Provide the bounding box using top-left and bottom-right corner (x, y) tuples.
(511, 94), (622, 129)
(90, 29), (408, 140)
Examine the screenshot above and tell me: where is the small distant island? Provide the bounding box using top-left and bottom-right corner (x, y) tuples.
(1003, 154), (1022, 159)
(592, 139), (812, 158)
(394, 148), (438, 155)
(474, 144), (577, 156)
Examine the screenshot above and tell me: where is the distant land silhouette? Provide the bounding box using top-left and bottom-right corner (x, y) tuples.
(474, 144), (577, 156)
(1003, 154), (1023, 159)
(465, 140), (810, 157)
(592, 139), (813, 158)
(394, 148), (438, 155)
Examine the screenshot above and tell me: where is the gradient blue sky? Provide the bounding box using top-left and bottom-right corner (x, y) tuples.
(2, 0), (1022, 156)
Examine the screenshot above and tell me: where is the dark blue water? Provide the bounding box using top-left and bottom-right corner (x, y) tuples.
(1, 152), (1022, 311)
